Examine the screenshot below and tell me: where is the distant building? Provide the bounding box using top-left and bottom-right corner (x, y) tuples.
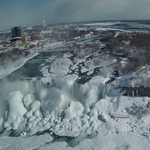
(11, 26), (21, 38)
(41, 30), (52, 35)
(41, 30), (52, 38)
(30, 34), (38, 41)
(11, 26), (22, 43)
(21, 32), (26, 43)
(70, 27), (90, 37)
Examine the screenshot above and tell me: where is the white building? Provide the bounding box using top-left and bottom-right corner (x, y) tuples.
(41, 30), (52, 35)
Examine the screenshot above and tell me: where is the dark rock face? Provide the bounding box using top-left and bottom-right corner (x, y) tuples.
(100, 38), (110, 43)
(122, 87), (150, 97)
(109, 32), (150, 49)
(69, 29), (90, 37)
(102, 32), (150, 72)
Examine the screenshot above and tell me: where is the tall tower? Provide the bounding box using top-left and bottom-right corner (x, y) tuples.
(11, 26), (21, 38)
(11, 26), (22, 43)
(21, 32), (26, 43)
(42, 20), (47, 28)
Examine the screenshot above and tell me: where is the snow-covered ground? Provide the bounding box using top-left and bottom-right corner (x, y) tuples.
(112, 66), (150, 87)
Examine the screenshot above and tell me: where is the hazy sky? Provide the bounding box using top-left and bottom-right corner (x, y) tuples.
(0, 0), (150, 31)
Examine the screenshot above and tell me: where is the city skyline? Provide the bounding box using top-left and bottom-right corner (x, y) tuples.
(0, 0), (150, 31)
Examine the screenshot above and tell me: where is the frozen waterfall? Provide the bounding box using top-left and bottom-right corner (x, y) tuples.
(0, 75), (109, 138)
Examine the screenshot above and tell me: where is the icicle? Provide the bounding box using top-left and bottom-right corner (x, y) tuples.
(136, 90), (138, 96)
(132, 91), (135, 96)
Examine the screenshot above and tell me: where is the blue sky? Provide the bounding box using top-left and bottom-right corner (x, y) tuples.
(0, 0), (150, 31)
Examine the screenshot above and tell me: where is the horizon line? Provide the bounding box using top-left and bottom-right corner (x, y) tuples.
(1, 19), (150, 32)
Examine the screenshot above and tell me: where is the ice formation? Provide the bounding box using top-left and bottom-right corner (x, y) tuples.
(49, 58), (71, 75)
(0, 74), (108, 137)
(4, 91), (27, 130)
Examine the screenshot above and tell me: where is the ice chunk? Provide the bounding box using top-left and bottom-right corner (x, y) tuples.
(51, 117), (82, 137)
(84, 88), (99, 106)
(30, 101), (41, 112)
(41, 88), (71, 116)
(50, 58), (72, 75)
(40, 65), (51, 77)
(64, 101), (84, 120)
(23, 94), (35, 109)
(52, 75), (77, 91)
(26, 110), (33, 118)
(92, 97), (110, 122)
(50, 101), (85, 137)
(94, 98), (109, 114)
(4, 91), (27, 130)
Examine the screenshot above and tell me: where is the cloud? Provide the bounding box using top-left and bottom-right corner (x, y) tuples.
(49, 0), (150, 21)
(0, 0), (150, 30)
